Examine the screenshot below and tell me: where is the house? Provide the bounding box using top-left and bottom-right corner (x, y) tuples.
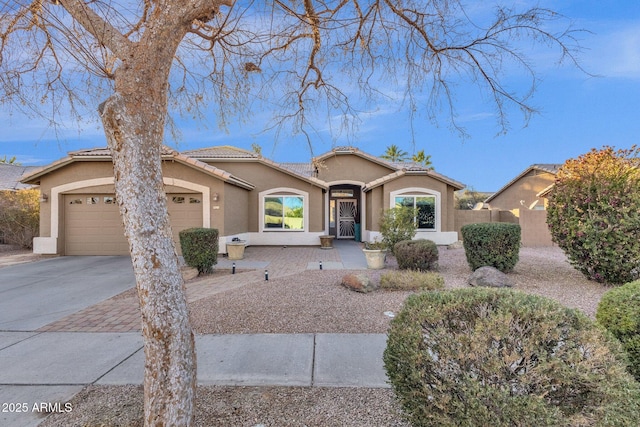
(484, 164), (561, 212)
(472, 164), (562, 247)
(0, 163), (38, 191)
(21, 145), (464, 256)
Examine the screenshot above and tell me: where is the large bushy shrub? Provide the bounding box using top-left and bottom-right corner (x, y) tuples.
(379, 207), (417, 255)
(178, 228), (218, 275)
(546, 146), (640, 284)
(394, 239), (438, 271)
(596, 280), (640, 381)
(379, 270), (444, 291)
(0, 189), (40, 249)
(461, 222), (520, 272)
(384, 288), (640, 427)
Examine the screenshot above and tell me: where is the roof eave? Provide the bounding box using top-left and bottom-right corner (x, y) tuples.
(256, 158), (328, 189)
(20, 157), (75, 185)
(485, 165), (556, 203)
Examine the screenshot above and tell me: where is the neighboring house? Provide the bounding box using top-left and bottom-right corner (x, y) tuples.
(21, 145), (464, 256)
(0, 163), (38, 191)
(484, 164), (561, 212)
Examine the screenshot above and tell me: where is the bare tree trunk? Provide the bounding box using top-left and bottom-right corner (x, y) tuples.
(100, 92), (196, 426)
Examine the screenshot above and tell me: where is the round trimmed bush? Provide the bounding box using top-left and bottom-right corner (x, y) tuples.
(384, 288), (640, 427)
(596, 280), (640, 381)
(461, 222), (520, 272)
(179, 227), (219, 275)
(394, 239), (439, 271)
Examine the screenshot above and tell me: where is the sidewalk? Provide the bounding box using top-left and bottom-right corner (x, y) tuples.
(0, 332), (389, 427)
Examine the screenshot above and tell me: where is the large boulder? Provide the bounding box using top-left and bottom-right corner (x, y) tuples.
(340, 273), (379, 293)
(468, 266), (514, 288)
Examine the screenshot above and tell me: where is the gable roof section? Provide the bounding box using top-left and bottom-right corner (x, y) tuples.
(363, 168), (465, 192)
(185, 146), (327, 189)
(485, 164), (562, 203)
(313, 146), (397, 171)
(0, 164), (38, 190)
(20, 146), (255, 190)
(314, 146), (464, 189)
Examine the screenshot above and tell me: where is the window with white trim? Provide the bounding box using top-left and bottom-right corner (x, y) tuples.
(264, 195), (304, 230)
(395, 195), (436, 230)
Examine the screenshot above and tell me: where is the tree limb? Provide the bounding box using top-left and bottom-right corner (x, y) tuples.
(56, 0), (134, 59)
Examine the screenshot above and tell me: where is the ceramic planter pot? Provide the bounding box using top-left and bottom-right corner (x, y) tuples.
(226, 241), (246, 260)
(363, 249), (387, 269)
(319, 235), (335, 249)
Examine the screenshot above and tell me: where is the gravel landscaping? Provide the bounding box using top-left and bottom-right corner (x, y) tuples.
(189, 246), (607, 336)
(39, 246), (610, 426)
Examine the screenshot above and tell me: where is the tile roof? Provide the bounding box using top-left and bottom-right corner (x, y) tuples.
(21, 144), (463, 191)
(0, 164), (38, 190)
(279, 162), (315, 177)
(69, 146), (176, 157)
(531, 164), (562, 175)
(181, 145), (259, 159)
(390, 161), (433, 171)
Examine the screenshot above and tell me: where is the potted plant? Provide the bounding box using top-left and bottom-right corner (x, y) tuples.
(363, 238), (388, 269)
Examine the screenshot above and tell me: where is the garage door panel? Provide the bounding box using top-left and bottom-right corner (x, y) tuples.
(65, 194), (128, 256)
(65, 193), (202, 256)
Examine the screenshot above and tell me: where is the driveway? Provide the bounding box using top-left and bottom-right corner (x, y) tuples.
(0, 257), (138, 427)
(0, 256), (135, 331)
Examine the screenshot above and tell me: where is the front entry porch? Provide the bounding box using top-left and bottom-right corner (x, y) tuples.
(327, 184), (362, 240)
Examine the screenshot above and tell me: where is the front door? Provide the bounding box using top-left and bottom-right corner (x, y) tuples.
(337, 199), (357, 239)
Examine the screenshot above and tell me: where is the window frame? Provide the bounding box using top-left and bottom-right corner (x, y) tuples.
(259, 188), (309, 232)
(389, 188), (441, 232)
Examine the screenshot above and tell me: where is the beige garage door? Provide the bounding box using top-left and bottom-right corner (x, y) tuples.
(64, 193), (203, 255)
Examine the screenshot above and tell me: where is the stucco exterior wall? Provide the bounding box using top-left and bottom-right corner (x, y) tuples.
(489, 171), (556, 211)
(205, 161), (324, 232)
(32, 160), (244, 254)
(384, 175), (453, 232)
(317, 154), (394, 183)
(223, 182), (250, 236)
(35, 162), (115, 241)
(363, 174), (459, 244)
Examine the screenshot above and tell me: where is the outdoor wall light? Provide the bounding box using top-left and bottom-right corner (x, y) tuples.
(212, 192), (219, 202)
(40, 193), (49, 203)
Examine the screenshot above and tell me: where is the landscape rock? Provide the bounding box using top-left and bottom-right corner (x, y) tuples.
(447, 240), (463, 250)
(340, 273), (379, 293)
(468, 266), (514, 288)
(181, 266), (199, 281)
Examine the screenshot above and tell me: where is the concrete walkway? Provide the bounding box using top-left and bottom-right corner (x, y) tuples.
(0, 241), (388, 427)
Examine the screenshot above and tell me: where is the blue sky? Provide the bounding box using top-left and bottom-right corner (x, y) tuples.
(1, 0), (639, 191)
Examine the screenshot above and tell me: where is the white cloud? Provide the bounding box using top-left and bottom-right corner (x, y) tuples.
(585, 23), (640, 79)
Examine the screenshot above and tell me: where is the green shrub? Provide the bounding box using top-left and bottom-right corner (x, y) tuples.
(379, 207), (417, 255)
(547, 146), (640, 284)
(384, 288), (640, 427)
(178, 228), (218, 275)
(596, 280), (640, 381)
(394, 239), (439, 271)
(461, 222), (520, 272)
(0, 189), (40, 249)
(379, 270), (444, 291)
